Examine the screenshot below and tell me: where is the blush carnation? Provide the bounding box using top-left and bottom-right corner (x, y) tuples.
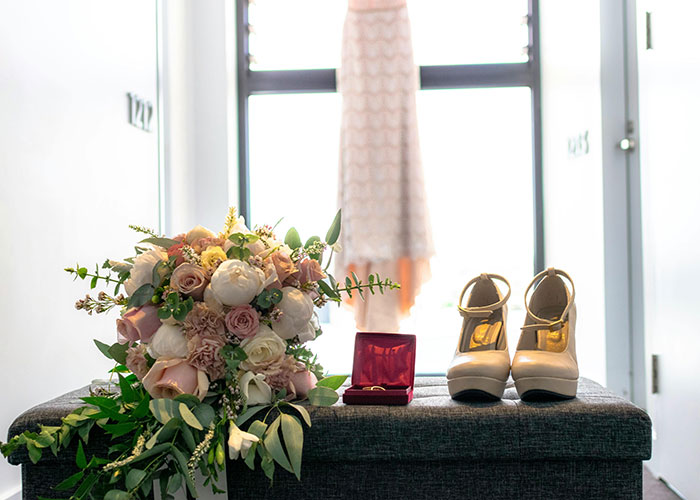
(125, 344), (150, 380)
(167, 242), (186, 266)
(187, 334), (227, 381)
(184, 302), (226, 340)
(225, 305), (259, 340)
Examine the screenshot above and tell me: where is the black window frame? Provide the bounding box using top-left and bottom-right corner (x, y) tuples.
(236, 0), (544, 272)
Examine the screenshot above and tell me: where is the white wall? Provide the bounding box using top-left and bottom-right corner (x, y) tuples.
(637, 0), (700, 495)
(162, 0), (238, 235)
(540, 0), (607, 385)
(0, 0), (160, 496)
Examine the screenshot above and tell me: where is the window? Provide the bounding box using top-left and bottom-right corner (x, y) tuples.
(237, 0), (543, 374)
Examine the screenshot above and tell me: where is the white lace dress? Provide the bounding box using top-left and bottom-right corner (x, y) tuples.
(337, 0), (434, 331)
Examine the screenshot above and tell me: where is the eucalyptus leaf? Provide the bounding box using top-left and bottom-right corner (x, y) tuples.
(284, 227), (302, 249)
(325, 209), (342, 245)
(107, 342), (129, 365)
(289, 403), (311, 427)
(125, 469), (147, 490)
(139, 237), (180, 249)
(315, 375), (348, 391)
(104, 490), (130, 500)
(264, 417), (293, 474)
(126, 283), (155, 309)
(307, 386), (339, 406)
(55, 470), (84, 490)
(149, 399), (180, 425)
(280, 414), (304, 479)
(93, 339), (113, 360)
(192, 404), (216, 429)
(178, 403), (203, 431)
(235, 405), (267, 427)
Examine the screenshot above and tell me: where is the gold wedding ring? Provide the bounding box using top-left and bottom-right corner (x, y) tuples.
(362, 385), (386, 391)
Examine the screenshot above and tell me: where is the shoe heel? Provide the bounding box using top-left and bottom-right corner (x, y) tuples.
(515, 376), (578, 401)
(448, 376), (506, 401)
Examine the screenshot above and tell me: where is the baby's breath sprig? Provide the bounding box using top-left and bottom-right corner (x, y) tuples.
(187, 424), (216, 480)
(103, 433), (147, 472)
(181, 245), (202, 265)
(74, 292), (126, 315)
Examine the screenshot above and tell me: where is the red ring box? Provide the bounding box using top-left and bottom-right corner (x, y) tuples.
(342, 332), (417, 405)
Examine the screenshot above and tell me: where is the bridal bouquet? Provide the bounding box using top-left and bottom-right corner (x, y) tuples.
(1, 208), (399, 499)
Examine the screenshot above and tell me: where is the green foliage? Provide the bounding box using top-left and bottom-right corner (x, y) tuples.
(325, 209), (342, 246)
(139, 237), (180, 249)
(284, 227), (302, 249)
(126, 283), (155, 309)
(226, 232), (260, 261)
(255, 288), (283, 310)
(315, 375), (348, 391)
(157, 292), (194, 321)
(307, 386), (340, 406)
(319, 272), (401, 304)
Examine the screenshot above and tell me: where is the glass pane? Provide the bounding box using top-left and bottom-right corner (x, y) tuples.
(409, 87), (534, 373)
(248, 0), (529, 71)
(409, 0), (529, 66)
(248, 88), (534, 374)
(248, 0), (346, 71)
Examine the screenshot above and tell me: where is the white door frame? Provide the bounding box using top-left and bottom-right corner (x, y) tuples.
(600, 0), (646, 406)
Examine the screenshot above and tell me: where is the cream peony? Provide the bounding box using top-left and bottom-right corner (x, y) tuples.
(185, 225), (216, 244)
(148, 324), (189, 359)
(240, 325), (286, 372)
(271, 287), (314, 340)
(239, 371), (273, 406)
(210, 259), (266, 306)
(203, 284), (225, 315)
(124, 249), (167, 296)
(228, 422), (259, 460)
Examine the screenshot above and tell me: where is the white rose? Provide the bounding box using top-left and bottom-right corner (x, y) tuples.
(185, 225), (216, 244)
(124, 249), (167, 296)
(203, 284), (225, 315)
(228, 422), (259, 460)
(239, 371), (273, 406)
(148, 324), (189, 359)
(271, 287), (314, 340)
(210, 259), (266, 306)
(240, 325), (286, 371)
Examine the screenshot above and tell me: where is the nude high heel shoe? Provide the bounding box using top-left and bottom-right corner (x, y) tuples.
(447, 274), (511, 401)
(512, 268), (578, 401)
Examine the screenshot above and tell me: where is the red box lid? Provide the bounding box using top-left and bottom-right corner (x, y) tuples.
(351, 332), (417, 389)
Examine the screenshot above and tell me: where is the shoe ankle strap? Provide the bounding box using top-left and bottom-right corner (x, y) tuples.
(521, 267), (575, 332)
(458, 273), (511, 319)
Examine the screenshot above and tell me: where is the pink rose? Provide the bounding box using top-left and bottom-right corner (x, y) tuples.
(116, 305), (161, 343)
(167, 242), (185, 267)
(187, 334), (227, 381)
(225, 305), (259, 340)
(125, 345), (150, 380)
(265, 251), (296, 289)
(288, 368), (318, 400)
(170, 263), (209, 301)
(142, 358), (209, 401)
(293, 259), (326, 284)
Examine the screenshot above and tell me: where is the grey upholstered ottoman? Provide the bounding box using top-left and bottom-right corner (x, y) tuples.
(8, 377), (651, 500)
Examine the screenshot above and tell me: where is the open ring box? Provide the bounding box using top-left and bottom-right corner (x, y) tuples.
(342, 332), (417, 405)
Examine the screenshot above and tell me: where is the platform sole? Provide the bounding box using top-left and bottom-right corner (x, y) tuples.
(448, 376), (506, 401)
(515, 376), (578, 401)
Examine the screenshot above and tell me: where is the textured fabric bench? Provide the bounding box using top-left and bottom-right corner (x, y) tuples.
(8, 377), (651, 499)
